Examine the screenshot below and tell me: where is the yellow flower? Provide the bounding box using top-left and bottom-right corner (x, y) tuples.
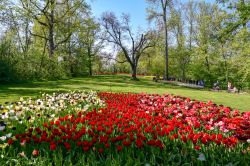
(15, 106), (21, 111)
(0, 143), (8, 149)
(12, 136), (17, 141)
(2, 109), (8, 113)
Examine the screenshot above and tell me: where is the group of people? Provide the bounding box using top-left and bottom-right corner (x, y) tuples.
(212, 81), (238, 93)
(152, 75), (239, 93)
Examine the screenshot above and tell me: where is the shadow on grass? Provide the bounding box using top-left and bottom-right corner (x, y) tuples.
(0, 75), (204, 97)
(67, 75), (197, 90)
(2, 75), (249, 112)
(0, 81), (93, 104)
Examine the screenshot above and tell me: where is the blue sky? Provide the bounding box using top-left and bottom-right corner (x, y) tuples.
(88, 0), (149, 30)
(87, 0), (216, 30)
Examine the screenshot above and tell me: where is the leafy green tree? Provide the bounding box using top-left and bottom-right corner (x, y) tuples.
(146, 0), (173, 80)
(218, 0), (250, 34)
(168, 5), (190, 80)
(79, 18), (102, 76)
(20, 0), (89, 57)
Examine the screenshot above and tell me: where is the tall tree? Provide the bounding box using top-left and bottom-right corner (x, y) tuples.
(101, 12), (155, 80)
(185, 0), (196, 51)
(146, 0), (172, 80)
(169, 5), (189, 80)
(194, 2), (215, 83)
(79, 18), (102, 76)
(20, 0), (89, 58)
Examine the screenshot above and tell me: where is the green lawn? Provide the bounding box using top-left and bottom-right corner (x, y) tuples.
(0, 74), (249, 112)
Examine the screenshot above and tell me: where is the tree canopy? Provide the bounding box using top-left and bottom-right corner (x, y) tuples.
(0, 0), (249, 89)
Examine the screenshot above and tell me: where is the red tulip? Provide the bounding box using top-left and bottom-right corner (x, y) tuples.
(32, 149), (39, 156)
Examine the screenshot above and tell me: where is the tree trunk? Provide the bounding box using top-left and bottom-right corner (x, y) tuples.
(87, 47), (92, 76)
(163, 15), (169, 80)
(189, 22), (193, 50)
(205, 55), (212, 86)
(222, 44), (228, 83)
(205, 56), (210, 72)
(48, 0), (55, 58)
(48, 27), (55, 58)
(24, 20), (30, 53)
(182, 66), (185, 80)
(131, 63), (138, 80)
(241, 0), (247, 28)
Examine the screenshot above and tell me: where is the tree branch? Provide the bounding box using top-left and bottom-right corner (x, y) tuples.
(55, 32), (72, 49)
(29, 29), (48, 40)
(29, 0), (50, 20)
(104, 56), (128, 64)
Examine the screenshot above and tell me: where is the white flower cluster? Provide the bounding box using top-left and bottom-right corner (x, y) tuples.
(0, 91), (105, 147)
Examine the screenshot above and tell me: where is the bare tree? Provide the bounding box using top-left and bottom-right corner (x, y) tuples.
(101, 12), (155, 80)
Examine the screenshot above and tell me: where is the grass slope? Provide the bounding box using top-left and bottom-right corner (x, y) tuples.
(0, 75), (249, 112)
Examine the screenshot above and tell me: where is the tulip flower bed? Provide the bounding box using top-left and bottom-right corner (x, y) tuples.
(1, 92), (250, 165)
(0, 91), (105, 147)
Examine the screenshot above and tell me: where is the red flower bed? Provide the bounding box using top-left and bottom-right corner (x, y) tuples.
(13, 92), (250, 155)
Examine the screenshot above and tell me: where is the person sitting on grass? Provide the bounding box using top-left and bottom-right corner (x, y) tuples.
(228, 81), (238, 93)
(153, 74), (160, 82)
(213, 80), (220, 91)
(198, 80), (205, 88)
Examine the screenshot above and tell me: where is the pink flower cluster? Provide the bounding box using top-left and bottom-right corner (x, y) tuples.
(138, 94), (250, 141)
